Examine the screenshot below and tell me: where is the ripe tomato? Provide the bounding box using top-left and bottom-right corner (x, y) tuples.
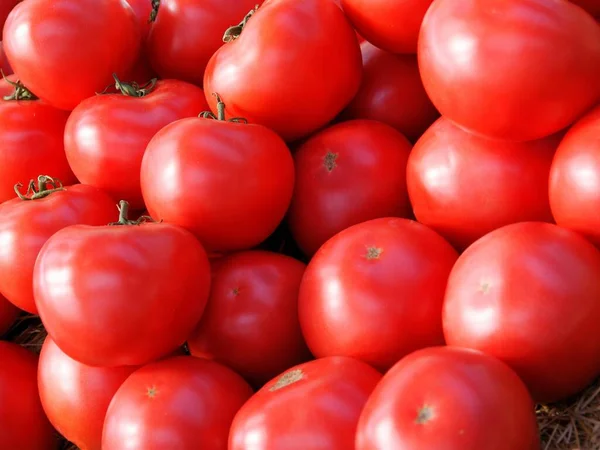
(204, 0), (362, 142)
(38, 336), (137, 450)
(0, 341), (57, 450)
(288, 120), (413, 257)
(103, 356), (253, 450)
(3, 0), (141, 111)
(187, 251), (311, 386)
(571, 0), (600, 18)
(343, 43), (439, 142)
(443, 222), (600, 403)
(0, 293), (18, 336)
(341, 0), (433, 54)
(356, 347), (540, 450)
(419, 0), (600, 141)
(141, 97), (295, 253)
(65, 78), (208, 210)
(0, 41), (12, 76)
(230, 357), (382, 450)
(123, 0), (156, 84)
(34, 201), (211, 367)
(125, 0), (153, 39)
(0, 0), (19, 31)
(299, 218), (458, 371)
(407, 117), (559, 250)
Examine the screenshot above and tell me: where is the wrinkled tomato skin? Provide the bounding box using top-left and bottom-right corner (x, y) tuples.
(356, 347), (540, 450)
(0, 293), (18, 336)
(38, 336), (137, 450)
(65, 80), (209, 210)
(443, 222), (600, 403)
(103, 356), (253, 450)
(0, 184), (116, 315)
(418, 0), (600, 141)
(299, 218), (458, 372)
(407, 117), (559, 250)
(0, 41), (12, 75)
(230, 357), (382, 450)
(288, 120), (413, 257)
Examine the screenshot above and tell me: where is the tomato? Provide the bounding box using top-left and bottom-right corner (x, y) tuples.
(0, 179), (116, 315)
(3, 0), (141, 111)
(65, 78), (208, 210)
(0, 341), (57, 449)
(38, 336), (137, 450)
(407, 117), (559, 251)
(571, 0), (600, 18)
(443, 222), (600, 403)
(356, 347), (540, 450)
(0, 41), (12, 76)
(187, 251), (311, 386)
(125, 0), (153, 39)
(230, 357), (382, 450)
(299, 218), (458, 371)
(288, 120), (413, 257)
(34, 201), (211, 367)
(204, 0), (362, 142)
(418, 0), (600, 141)
(141, 96), (295, 253)
(0, 0), (19, 31)
(341, 0), (433, 54)
(0, 293), (18, 336)
(123, 0), (156, 84)
(103, 356), (253, 450)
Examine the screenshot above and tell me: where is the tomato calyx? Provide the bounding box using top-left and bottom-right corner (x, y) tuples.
(149, 0), (160, 23)
(222, 4), (260, 43)
(199, 93), (248, 124)
(269, 369), (304, 392)
(14, 175), (66, 201)
(1, 71), (37, 101)
(324, 152), (338, 172)
(365, 247), (383, 260)
(99, 74), (158, 98)
(108, 200), (157, 226)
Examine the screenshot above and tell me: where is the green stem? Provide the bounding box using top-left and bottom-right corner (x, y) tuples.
(222, 5), (260, 43)
(1, 70), (37, 101)
(109, 200), (158, 226)
(149, 0), (160, 22)
(14, 176), (65, 201)
(199, 93), (248, 124)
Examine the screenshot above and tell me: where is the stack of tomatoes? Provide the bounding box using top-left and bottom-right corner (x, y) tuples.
(1, 0), (600, 449)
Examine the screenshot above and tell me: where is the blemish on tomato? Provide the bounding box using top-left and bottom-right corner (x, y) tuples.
(269, 369), (304, 392)
(232, 287), (240, 296)
(146, 385), (158, 399)
(415, 405), (434, 424)
(324, 151), (338, 172)
(479, 281), (491, 294)
(365, 247), (383, 260)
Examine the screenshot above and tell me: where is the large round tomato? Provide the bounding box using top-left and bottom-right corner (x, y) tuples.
(0, 293), (18, 336)
(407, 117), (559, 250)
(187, 251), (311, 386)
(419, 0), (600, 141)
(356, 347), (539, 450)
(103, 356), (253, 449)
(288, 120), (413, 257)
(443, 222), (600, 403)
(0, 41), (12, 76)
(571, 0), (600, 18)
(0, 341), (57, 450)
(3, 0), (140, 111)
(34, 202), (211, 367)
(38, 336), (137, 450)
(299, 218), (458, 371)
(230, 357), (382, 450)
(65, 79), (208, 210)
(204, 0), (362, 142)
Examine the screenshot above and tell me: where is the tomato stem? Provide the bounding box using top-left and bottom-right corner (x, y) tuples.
(149, 0), (160, 23)
(14, 176), (66, 201)
(98, 74), (158, 97)
(1, 70), (37, 101)
(222, 4), (260, 43)
(199, 93), (248, 124)
(109, 200), (158, 226)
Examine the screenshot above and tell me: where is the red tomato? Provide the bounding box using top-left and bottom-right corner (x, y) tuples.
(341, 0), (433, 54)
(34, 201), (211, 367)
(356, 347), (540, 450)
(0, 180), (116, 315)
(187, 251), (311, 386)
(418, 0), (600, 141)
(0, 41), (12, 76)
(443, 222), (600, 403)
(38, 336), (137, 450)
(0, 341), (57, 450)
(407, 117), (559, 250)
(0, 0), (19, 31)
(3, 0), (141, 111)
(571, 0), (600, 18)
(140, 99), (295, 253)
(65, 78), (208, 210)
(103, 356), (253, 450)
(0, 293), (18, 336)
(343, 43), (439, 142)
(204, 0), (362, 142)
(288, 120), (413, 257)
(123, 0), (156, 84)
(299, 218), (458, 371)
(125, 0), (153, 39)
(230, 357), (382, 450)
(550, 104), (600, 247)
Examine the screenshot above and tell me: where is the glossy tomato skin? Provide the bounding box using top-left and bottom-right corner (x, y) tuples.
(230, 357), (382, 450)
(204, 0), (362, 142)
(299, 218), (458, 371)
(443, 222), (600, 403)
(0, 0), (19, 31)
(103, 356), (253, 450)
(0, 184), (116, 315)
(356, 347), (539, 450)
(65, 80), (209, 209)
(0, 293), (18, 336)
(38, 336), (137, 450)
(125, 0), (152, 39)
(0, 41), (12, 75)
(3, 0), (140, 111)
(123, 0), (156, 84)
(0, 342), (57, 450)
(407, 117), (559, 250)
(288, 120), (413, 257)
(141, 117), (295, 253)
(187, 251), (311, 386)
(34, 221), (211, 367)
(419, 0), (600, 141)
